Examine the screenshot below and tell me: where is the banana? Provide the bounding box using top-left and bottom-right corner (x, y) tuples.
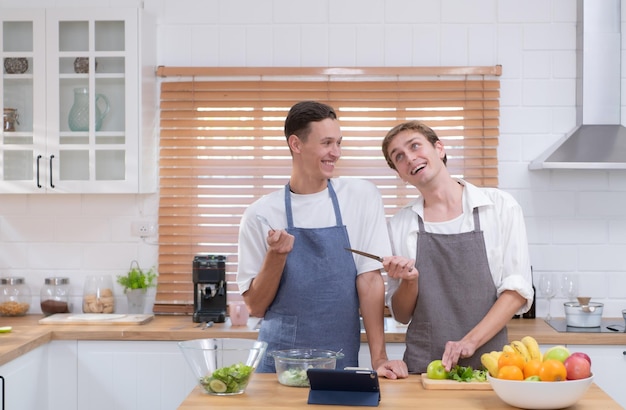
(510, 340), (531, 362)
(502, 344), (516, 354)
(481, 352), (499, 377)
(489, 350), (502, 362)
(521, 335), (542, 361)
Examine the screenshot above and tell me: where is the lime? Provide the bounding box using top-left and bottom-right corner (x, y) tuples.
(0, 326), (12, 333)
(208, 379), (227, 393)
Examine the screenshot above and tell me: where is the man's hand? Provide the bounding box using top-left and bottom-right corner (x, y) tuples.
(383, 256), (418, 281)
(374, 359), (409, 379)
(441, 339), (478, 371)
(266, 229), (294, 254)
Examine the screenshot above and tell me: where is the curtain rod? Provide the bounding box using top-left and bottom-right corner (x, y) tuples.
(156, 65), (502, 78)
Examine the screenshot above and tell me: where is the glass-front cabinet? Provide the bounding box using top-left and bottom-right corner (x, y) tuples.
(1, 8), (155, 193)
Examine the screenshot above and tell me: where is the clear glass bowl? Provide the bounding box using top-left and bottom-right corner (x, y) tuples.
(178, 338), (267, 395)
(270, 348), (344, 387)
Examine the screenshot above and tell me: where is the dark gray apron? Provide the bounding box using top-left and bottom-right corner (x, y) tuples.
(257, 180), (360, 372)
(403, 207), (508, 373)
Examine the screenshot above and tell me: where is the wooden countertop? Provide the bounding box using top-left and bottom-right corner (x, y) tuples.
(1, 314), (625, 367)
(176, 374), (622, 409)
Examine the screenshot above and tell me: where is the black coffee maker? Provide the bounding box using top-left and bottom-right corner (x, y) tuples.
(192, 255), (227, 323)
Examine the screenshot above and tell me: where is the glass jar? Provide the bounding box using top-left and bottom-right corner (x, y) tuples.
(40, 277), (71, 316)
(0, 277), (31, 316)
(83, 275), (115, 313)
(3, 108), (19, 132)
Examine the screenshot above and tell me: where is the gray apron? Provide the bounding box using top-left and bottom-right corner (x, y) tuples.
(403, 207), (508, 373)
(256, 180), (360, 372)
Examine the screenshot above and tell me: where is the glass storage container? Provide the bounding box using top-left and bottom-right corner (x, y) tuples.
(40, 277), (70, 315)
(0, 277), (31, 316)
(83, 275), (115, 313)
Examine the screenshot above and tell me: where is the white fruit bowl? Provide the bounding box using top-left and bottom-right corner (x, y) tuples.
(487, 373), (593, 409)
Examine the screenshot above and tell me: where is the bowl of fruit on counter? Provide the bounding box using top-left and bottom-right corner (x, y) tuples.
(482, 336), (593, 409)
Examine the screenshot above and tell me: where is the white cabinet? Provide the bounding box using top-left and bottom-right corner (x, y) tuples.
(567, 344), (626, 408)
(4, 340), (197, 410)
(0, 344), (48, 410)
(47, 340), (78, 410)
(76, 341), (197, 410)
(1, 7), (156, 193)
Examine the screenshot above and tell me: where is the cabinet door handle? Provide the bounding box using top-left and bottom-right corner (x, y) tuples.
(49, 155), (55, 188)
(1, 375), (4, 410)
(36, 155), (42, 188)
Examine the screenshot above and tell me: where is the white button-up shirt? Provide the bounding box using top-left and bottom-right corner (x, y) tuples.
(385, 179), (534, 316)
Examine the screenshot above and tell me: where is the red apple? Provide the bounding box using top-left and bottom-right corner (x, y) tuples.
(569, 352), (592, 366)
(564, 355), (591, 380)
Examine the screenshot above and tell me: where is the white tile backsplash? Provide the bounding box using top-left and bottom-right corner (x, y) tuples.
(301, 25), (329, 66)
(385, 0), (440, 24)
(0, 0), (625, 318)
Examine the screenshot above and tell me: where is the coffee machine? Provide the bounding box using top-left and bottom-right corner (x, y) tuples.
(192, 255), (227, 323)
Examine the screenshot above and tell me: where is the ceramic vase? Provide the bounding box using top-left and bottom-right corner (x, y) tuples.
(125, 288), (147, 314)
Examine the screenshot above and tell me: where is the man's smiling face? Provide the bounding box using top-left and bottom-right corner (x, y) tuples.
(386, 130), (445, 186)
(297, 118), (342, 181)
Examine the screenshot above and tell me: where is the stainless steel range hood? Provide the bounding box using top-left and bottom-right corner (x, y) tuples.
(529, 0), (626, 170)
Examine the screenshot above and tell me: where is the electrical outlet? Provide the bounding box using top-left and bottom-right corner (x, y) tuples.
(131, 220), (156, 237)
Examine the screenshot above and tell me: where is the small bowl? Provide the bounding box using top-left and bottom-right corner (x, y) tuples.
(270, 349), (343, 387)
(4, 57), (28, 74)
(178, 338), (267, 395)
(488, 373), (593, 409)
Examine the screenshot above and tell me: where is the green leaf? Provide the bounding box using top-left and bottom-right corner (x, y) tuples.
(447, 365), (487, 383)
(116, 263), (158, 290)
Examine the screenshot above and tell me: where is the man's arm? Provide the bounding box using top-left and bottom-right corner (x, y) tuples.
(441, 290), (526, 370)
(357, 270), (408, 379)
(384, 255), (419, 324)
(242, 229), (294, 317)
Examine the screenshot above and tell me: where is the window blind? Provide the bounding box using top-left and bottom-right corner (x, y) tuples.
(155, 67), (500, 314)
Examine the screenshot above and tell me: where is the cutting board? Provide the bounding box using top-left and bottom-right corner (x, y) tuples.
(420, 374), (492, 390)
(39, 313), (154, 325)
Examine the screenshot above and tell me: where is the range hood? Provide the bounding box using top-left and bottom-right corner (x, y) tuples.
(529, 0), (626, 170)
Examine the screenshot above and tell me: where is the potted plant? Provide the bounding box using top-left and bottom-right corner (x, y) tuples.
(117, 260), (157, 314)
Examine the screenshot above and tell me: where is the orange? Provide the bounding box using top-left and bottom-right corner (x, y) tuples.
(498, 351), (526, 370)
(539, 359), (567, 382)
(497, 365), (524, 380)
(523, 359), (543, 379)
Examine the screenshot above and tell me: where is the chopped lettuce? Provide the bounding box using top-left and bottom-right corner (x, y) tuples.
(200, 362), (254, 394)
(278, 368), (310, 387)
(447, 365), (488, 383)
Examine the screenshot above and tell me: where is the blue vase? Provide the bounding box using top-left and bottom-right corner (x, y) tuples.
(68, 87), (110, 131)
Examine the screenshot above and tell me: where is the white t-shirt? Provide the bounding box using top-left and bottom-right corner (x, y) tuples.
(385, 179), (534, 315)
(237, 178), (392, 294)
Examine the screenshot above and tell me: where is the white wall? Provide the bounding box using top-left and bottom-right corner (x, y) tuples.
(1, 0), (625, 318)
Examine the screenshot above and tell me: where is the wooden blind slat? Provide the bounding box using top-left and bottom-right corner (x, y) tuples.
(156, 69), (500, 313)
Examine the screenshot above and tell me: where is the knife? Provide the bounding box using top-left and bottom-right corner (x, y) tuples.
(344, 248), (384, 262)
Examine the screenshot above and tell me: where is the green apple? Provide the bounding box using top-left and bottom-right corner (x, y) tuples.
(525, 375), (541, 382)
(543, 345), (570, 362)
(426, 359), (448, 380)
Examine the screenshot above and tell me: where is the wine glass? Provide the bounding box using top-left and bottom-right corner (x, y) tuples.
(539, 274), (557, 320)
(559, 274), (579, 301)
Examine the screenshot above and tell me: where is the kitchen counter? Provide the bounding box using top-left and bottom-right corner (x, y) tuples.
(177, 374), (622, 409)
(1, 314), (625, 367)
